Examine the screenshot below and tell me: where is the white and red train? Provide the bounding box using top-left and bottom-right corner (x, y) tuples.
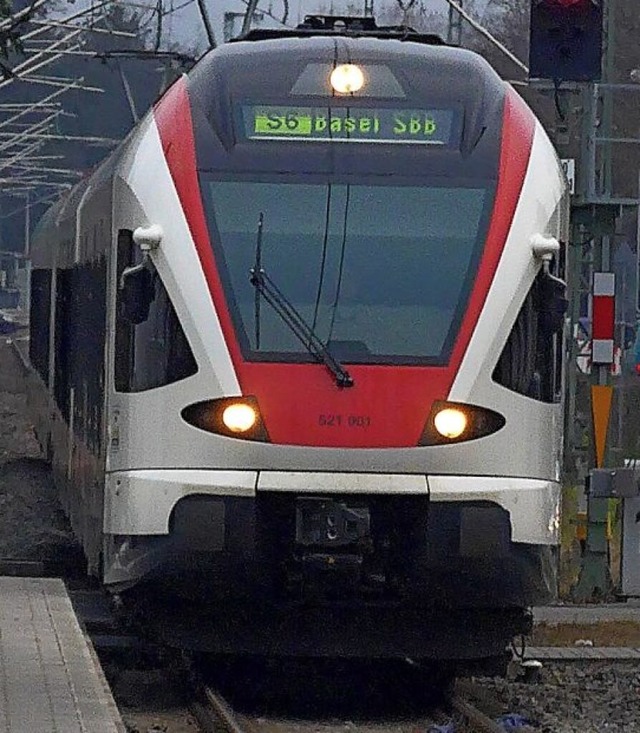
(28, 16), (568, 667)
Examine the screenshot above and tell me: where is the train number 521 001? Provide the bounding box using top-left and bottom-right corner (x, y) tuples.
(318, 414), (371, 428)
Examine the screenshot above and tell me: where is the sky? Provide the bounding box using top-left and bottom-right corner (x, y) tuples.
(153, 0), (486, 52)
(62, 0), (492, 56)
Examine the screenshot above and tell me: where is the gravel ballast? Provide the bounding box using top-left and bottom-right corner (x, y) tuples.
(480, 661), (640, 732)
(0, 336), (75, 563)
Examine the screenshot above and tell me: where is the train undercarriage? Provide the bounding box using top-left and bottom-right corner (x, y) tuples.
(113, 493), (552, 667)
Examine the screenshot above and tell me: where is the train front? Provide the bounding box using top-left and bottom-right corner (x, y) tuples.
(109, 20), (567, 663)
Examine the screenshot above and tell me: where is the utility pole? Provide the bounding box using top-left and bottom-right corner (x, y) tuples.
(196, 0), (216, 48)
(526, 0), (640, 599)
(241, 0), (260, 35)
(570, 0), (619, 601)
(447, 0), (463, 45)
(224, 11), (264, 42)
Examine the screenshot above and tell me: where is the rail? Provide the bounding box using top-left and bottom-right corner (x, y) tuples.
(192, 679), (537, 733)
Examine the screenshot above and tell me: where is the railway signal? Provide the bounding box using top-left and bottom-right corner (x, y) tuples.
(529, 0), (604, 82)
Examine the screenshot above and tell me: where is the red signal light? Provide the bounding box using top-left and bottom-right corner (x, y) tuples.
(530, 0), (603, 81)
(636, 363), (640, 376)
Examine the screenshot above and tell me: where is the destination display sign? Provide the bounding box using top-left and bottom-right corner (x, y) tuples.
(241, 105), (456, 145)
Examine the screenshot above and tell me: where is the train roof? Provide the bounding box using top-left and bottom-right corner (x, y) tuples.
(187, 16), (506, 115)
(230, 14), (445, 46)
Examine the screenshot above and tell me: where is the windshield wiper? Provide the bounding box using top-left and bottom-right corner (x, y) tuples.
(249, 213), (354, 389)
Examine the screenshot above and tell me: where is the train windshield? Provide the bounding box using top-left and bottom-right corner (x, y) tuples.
(203, 180), (492, 365)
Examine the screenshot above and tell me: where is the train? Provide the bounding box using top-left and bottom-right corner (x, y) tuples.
(27, 15), (569, 669)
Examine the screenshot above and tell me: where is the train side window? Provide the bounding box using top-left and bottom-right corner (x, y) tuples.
(114, 229), (198, 392)
(492, 266), (565, 404)
(53, 268), (72, 420)
(29, 269), (51, 384)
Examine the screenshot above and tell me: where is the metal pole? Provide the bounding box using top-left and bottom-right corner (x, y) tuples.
(600, 0), (615, 198)
(117, 63), (139, 124)
(447, 0), (462, 45)
(442, 0), (528, 73)
(582, 85), (597, 202)
(637, 169), (640, 321)
(24, 191), (30, 258)
(572, 0), (617, 601)
(241, 0), (260, 36)
(196, 0), (217, 48)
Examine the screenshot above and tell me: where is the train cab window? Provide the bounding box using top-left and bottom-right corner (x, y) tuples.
(202, 180), (492, 365)
(114, 230), (197, 392)
(492, 262), (566, 404)
(53, 258), (108, 430)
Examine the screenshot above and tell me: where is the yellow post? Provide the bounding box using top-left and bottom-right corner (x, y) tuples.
(591, 385), (613, 468)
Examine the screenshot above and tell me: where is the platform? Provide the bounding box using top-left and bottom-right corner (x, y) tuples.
(533, 602), (640, 625)
(526, 646), (640, 660)
(0, 577), (124, 732)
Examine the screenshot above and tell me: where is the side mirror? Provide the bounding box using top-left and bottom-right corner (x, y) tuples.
(531, 233), (566, 334)
(120, 267), (155, 325)
(118, 224), (163, 325)
(531, 233), (560, 260)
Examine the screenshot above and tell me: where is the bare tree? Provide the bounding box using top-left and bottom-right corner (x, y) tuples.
(377, 0), (445, 35)
(464, 0), (530, 80)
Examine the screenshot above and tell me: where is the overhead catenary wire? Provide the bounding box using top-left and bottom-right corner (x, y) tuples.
(0, 111), (62, 154)
(28, 19), (137, 39)
(0, 29), (85, 93)
(0, 0), (193, 204)
(442, 0), (528, 75)
(0, 132), (120, 144)
(0, 0), (50, 33)
(11, 0), (120, 48)
(0, 0), (135, 174)
(0, 139), (45, 174)
(19, 75), (104, 92)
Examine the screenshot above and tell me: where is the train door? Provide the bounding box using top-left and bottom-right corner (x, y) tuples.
(71, 188), (111, 577)
(47, 182), (111, 576)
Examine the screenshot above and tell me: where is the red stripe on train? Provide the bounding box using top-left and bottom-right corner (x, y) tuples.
(154, 81), (535, 448)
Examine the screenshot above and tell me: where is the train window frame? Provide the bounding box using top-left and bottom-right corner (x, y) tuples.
(199, 174), (496, 367)
(492, 256), (566, 404)
(114, 229), (198, 393)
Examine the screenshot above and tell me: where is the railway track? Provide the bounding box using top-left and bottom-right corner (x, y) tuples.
(190, 674), (536, 733)
(449, 682), (535, 733)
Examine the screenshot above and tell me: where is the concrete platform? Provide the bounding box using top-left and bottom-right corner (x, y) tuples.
(533, 602), (640, 625)
(526, 646), (640, 660)
(0, 577), (124, 732)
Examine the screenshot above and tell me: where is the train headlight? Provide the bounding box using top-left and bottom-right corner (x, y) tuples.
(433, 408), (468, 439)
(182, 397), (269, 442)
(330, 64), (365, 94)
(418, 401), (505, 445)
(222, 403), (257, 433)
